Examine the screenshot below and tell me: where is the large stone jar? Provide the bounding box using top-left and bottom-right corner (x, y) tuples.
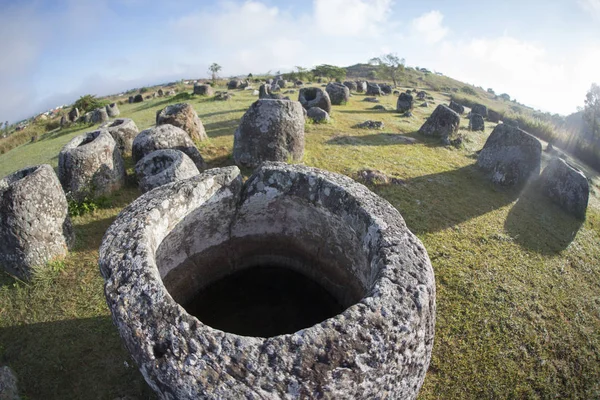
(99, 162), (436, 400)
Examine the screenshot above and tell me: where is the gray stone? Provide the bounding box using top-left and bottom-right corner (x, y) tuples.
(396, 93), (414, 113)
(270, 84), (281, 93)
(471, 104), (488, 118)
(157, 89), (164, 97)
(128, 96), (134, 104)
(343, 81), (358, 91)
(227, 79), (241, 90)
(363, 97), (379, 103)
(356, 81), (367, 93)
(233, 99), (305, 168)
(488, 109), (501, 123)
(448, 100), (464, 114)
(0, 165), (73, 280)
(416, 91), (427, 100)
(259, 83), (271, 99)
(295, 80), (304, 87)
(58, 129), (126, 200)
(276, 79), (287, 88)
(99, 162), (435, 400)
(99, 118), (139, 156)
(357, 169), (404, 185)
(356, 120), (384, 129)
(420, 102), (429, 108)
(132, 124), (206, 170)
(418, 105), (461, 140)
(68, 107), (79, 122)
(106, 103), (120, 118)
(380, 84), (393, 95)
(477, 123), (542, 187)
(215, 92), (232, 101)
(307, 107), (330, 123)
(366, 82), (383, 96)
(469, 113), (485, 131)
(373, 105), (387, 110)
(60, 115), (69, 127)
(91, 108), (109, 124)
(135, 149), (200, 193)
(326, 82), (350, 105)
(0, 366), (19, 400)
(156, 103), (207, 142)
(133, 94), (144, 103)
(82, 111), (93, 124)
(298, 87), (332, 114)
(193, 84), (213, 96)
(539, 158), (589, 219)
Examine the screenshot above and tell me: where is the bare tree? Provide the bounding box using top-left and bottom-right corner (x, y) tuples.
(369, 54), (405, 87)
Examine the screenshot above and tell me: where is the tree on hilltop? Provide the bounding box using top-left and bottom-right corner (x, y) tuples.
(368, 54), (405, 87)
(583, 83), (600, 139)
(312, 64), (346, 82)
(209, 63), (222, 85)
(72, 95), (104, 114)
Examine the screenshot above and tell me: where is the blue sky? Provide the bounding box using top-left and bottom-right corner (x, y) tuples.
(0, 0), (599, 123)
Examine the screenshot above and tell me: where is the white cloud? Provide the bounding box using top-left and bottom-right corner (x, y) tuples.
(578, 0), (600, 20)
(313, 0), (393, 37)
(410, 10), (449, 44)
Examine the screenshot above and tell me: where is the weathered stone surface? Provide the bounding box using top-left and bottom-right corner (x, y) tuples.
(356, 120), (384, 129)
(91, 107), (109, 124)
(366, 82), (383, 96)
(128, 96), (134, 104)
(135, 149), (200, 193)
(233, 99), (305, 168)
(363, 97), (379, 103)
(397, 93), (414, 113)
(356, 81), (367, 93)
(418, 105), (461, 140)
(215, 92), (232, 101)
(132, 124), (206, 170)
(416, 91), (427, 100)
(0, 366), (19, 400)
(420, 102), (429, 108)
(298, 87), (332, 114)
(0, 165), (73, 280)
(307, 106), (330, 123)
(133, 94), (144, 103)
(270, 83), (281, 93)
(82, 111), (93, 124)
(99, 162), (435, 400)
(343, 81), (358, 91)
(227, 79), (241, 90)
(193, 84), (213, 96)
(539, 158), (589, 219)
(295, 80), (304, 87)
(106, 103), (120, 118)
(471, 104), (488, 118)
(477, 123), (542, 187)
(326, 82), (350, 105)
(258, 83), (271, 99)
(59, 129), (126, 200)
(448, 100), (465, 114)
(469, 113), (485, 131)
(157, 89), (164, 97)
(100, 118), (139, 156)
(156, 103), (207, 142)
(60, 115), (69, 127)
(488, 109), (501, 123)
(357, 169), (405, 185)
(276, 79), (287, 88)
(68, 107), (79, 122)
(380, 84), (393, 95)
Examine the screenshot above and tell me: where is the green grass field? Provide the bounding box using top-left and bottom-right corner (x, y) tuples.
(1, 85), (599, 399)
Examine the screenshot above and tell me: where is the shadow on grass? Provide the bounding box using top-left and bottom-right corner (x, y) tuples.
(504, 184), (583, 255)
(198, 108), (246, 119)
(0, 317), (155, 399)
(368, 164), (520, 234)
(205, 119), (240, 138)
(336, 109), (397, 115)
(40, 124), (92, 142)
(327, 132), (419, 146)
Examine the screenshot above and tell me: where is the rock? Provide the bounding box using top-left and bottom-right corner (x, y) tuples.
(469, 113), (485, 131)
(307, 107), (330, 123)
(259, 83), (271, 99)
(363, 97), (379, 103)
(0, 165), (73, 280)
(448, 100), (464, 114)
(157, 89), (164, 97)
(396, 93), (414, 113)
(420, 102), (429, 108)
(133, 94), (144, 103)
(233, 99), (305, 168)
(156, 103), (207, 142)
(295, 80), (304, 87)
(128, 96), (134, 104)
(215, 92), (232, 101)
(357, 169), (404, 185)
(373, 105), (387, 110)
(91, 107), (109, 124)
(166, 90), (176, 96)
(366, 82), (383, 96)
(106, 103), (120, 118)
(539, 158), (589, 219)
(135, 149), (200, 193)
(417, 91), (427, 100)
(240, 81), (250, 89)
(488, 109), (501, 123)
(343, 81), (358, 91)
(471, 104), (488, 118)
(270, 84), (281, 93)
(356, 81), (367, 93)
(68, 107), (79, 122)
(477, 123), (542, 187)
(194, 84), (214, 96)
(326, 82), (350, 105)
(82, 111), (93, 124)
(58, 129), (126, 200)
(298, 87), (332, 114)
(227, 79), (241, 90)
(99, 162), (435, 400)
(356, 120), (384, 129)
(503, 117), (519, 128)
(60, 115), (69, 127)
(252, 90), (259, 96)
(418, 105), (461, 140)
(132, 124), (206, 170)
(266, 78), (274, 84)
(276, 79), (287, 88)
(380, 84), (393, 95)
(284, 89), (296, 94)
(0, 366), (20, 400)
(99, 118), (139, 156)
(393, 90), (400, 95)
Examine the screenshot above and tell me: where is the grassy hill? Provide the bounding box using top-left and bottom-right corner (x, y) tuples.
(0, 83), (599, 399)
